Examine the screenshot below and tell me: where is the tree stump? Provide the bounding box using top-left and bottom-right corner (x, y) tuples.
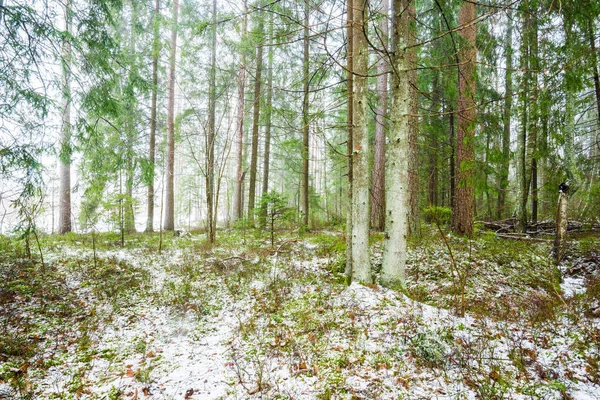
(553, 182), (569, 263)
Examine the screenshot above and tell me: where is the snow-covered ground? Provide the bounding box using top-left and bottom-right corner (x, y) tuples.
(1, 233), (600, 399)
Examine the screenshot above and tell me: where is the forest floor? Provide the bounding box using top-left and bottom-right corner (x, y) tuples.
(0, 226), (599, 399)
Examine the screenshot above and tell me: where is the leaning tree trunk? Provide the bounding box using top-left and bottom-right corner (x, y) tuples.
(247, 16), (264, 226)
(381, 0), (411, 288)
(146, 0), (160, 232)
(370, 0), (388, 231)
(164, 0), (179, 231)
(452, 0), (476, 237)
(351, 0), (371, 284)
(58, 0), (72, 234)
(232, 0), (248, 222)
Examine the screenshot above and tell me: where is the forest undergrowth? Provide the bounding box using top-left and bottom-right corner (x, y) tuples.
(0, 227), (599, 399)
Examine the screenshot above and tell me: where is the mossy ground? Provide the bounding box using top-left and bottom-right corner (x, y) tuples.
(0, 227), (598, 399)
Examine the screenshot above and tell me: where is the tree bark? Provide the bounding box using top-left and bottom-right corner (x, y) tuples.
(261, 14), (274, 226)
(345, 0), (354, 281)
(233, 0), (248, 222)
(351, 0), (371, 284)
(528, 13), (539, 225)
(164, 0), (179, 231)
(407, 1), (420, 236)
(498, 9), (512, 220)
(206, 0), (217, 243)
(146, 0), (160, 233)
(517, 3), (530, 232)
(589, 19), (600, 126)
(452, 0), (476, 237)
(124, 0), (137, 234)
(247, 15), (264, 225)
(301, 1), (310, 229)
(370, 0), (388, 231)
(58, 0), (72, 234)
(381, 0), (410, 288)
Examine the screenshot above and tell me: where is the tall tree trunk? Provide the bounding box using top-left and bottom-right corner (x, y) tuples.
(381, 0), (410, 288)
(261, 14), (274, 218)
(589, 20), (600, 126)
(58, 0), (72, 234)
(301, 1), (310, 229)
(164, 0), (179, 231)
(528, 13), (539, 224)
(351, 0), (371, 284)
(428, 74), (441, 207)
(449, 109), (455, 211)
(345, 0), (354, 281)
(248, 16), (264, 225)
(498, 9), (512, 220)
(563, 16), (580, 187)
(206, 0), (217, 243)
(370, 0), (388, 231)
(124, 0), (137, 234)
(146, 0), (160, 232)
(452, 0), (476, 237)
(517, 4), (530, 232)
(233, 0), (248, 222)
(407, 1), (420, 236)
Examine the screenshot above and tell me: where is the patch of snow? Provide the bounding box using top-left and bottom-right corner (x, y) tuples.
(561, 275), (587, 298)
